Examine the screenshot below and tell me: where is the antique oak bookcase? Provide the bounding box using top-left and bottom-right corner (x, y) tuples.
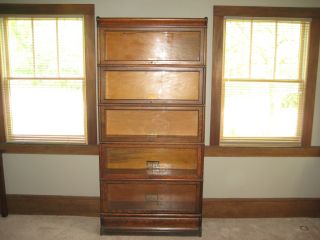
(97, 18), (207, 236)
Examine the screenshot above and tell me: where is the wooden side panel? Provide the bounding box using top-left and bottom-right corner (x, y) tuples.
(100, 69), (203, 103)
(101, 182), (200, 214)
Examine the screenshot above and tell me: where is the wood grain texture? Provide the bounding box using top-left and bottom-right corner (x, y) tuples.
(210, 15), (224, 146)
(5, 195), (320, 218)
(104, 145), (198, 169)
(7, 195), (99, 217)
(105, 71), (199, 100)
(214, 6), (320, 18)
(301, 19), (320, 147)
(99, 29), (205, 65)
(100, 216), (201, 236)
(97, 18), (207, 28)
(101, 181), (201, 214)
(106, 110), (198, 136)
(203, 198), (320, 218)
(204, 146), (320, 157)
(103, 70), (200, 101)
(0, 143), (99, 155)
(84, 11), (98, 145)
(97, 18), (207, 236)
(0, 153), (8, 217)
(105, 31), (200, 61)
(100, 144), (203, 180)
(97, 18), (207, 66)
(99, 66), (204, 105)
(100, 106), (204, 143)
(1, 144), (319, 157)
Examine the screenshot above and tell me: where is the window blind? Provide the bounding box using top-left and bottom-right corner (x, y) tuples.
(0, 16), (87, 143)
(221, 18), (310, 147)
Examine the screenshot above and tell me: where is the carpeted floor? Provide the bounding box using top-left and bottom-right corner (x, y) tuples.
(0, 215), (320, 240)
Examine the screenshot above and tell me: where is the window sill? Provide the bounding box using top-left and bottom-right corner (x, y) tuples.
(0, 143), (99, 155)
(205, 146), (320, 157)
(1, 144), (319, 157)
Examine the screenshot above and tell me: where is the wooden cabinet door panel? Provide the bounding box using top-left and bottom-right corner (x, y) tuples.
(99, 67), (204, 104)
(100, 144), (203, 179)
(101, 181), (201, 214)
(99, 106), (204, 143)
(99, 28), (206, 65)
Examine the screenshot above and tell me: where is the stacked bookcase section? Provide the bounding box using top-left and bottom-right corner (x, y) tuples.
(97, 18), (207, 236)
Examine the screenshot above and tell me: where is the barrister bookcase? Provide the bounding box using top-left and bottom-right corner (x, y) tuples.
(97, 18), (207, 236)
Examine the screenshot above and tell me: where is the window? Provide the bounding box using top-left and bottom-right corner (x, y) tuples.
(222, 18), (309, 146)
(0, 4), (96, 145)
(211, 6), (320, 147)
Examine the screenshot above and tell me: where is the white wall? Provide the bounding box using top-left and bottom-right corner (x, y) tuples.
(2, 0), (320, 198)
(3, 154), (99, 196)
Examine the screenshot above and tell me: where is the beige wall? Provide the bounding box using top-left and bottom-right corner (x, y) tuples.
(2, 0), (320, 198)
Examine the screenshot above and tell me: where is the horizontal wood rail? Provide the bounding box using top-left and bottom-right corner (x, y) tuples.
(214, 6), (320, 18)
(203, 198), (320, 218)
(5, 194), (320, 218)
(0, 144), (99, 155)
(205, 146), (320, 157)
(1, 144), (320, 157)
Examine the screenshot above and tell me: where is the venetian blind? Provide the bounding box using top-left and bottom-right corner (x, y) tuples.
(0, 16), (87, 143)
(221, 18), (310, 147)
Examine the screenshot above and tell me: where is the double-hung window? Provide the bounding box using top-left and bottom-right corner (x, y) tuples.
(0, 4), (96, 145)
(211, 6), (320, 147)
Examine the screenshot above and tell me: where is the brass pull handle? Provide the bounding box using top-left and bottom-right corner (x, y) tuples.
(146, 161), (160, 169)
(145, 193), (158, 202)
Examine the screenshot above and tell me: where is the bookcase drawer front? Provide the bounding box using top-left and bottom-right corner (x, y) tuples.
(100, 68), (204, 104)
(99, 29), (205, 65)
(101, 181), (201, 214)
(100, 106), (203, 143)
(100, 144), (203, 179)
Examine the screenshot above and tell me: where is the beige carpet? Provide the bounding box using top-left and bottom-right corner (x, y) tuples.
(0, 215), (320, 240)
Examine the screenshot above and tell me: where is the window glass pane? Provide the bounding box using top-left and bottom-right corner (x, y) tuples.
(222, 82), (302, 138)
(251, 21), (276, 79)
(224, 20), (251, 79)
(275, 22), (301, 80)
(7, 19), (34, 77)
(33, 19), (58, 77)
(8, 80), (85, 141)
(58, 18), (84, 77)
